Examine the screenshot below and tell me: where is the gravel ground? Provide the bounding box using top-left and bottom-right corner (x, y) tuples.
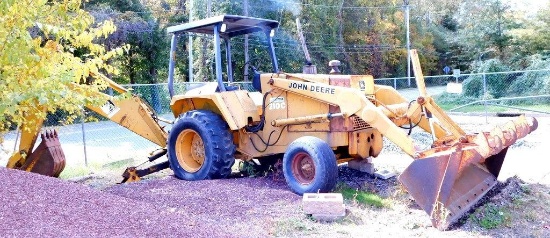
(0, 114), (548, 237)
(0, 166), (304, 237)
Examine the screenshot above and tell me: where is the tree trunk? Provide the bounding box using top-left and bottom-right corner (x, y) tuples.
(129, 51), (136, 84)
(200, 0), (212, 82)
(338, 0), (353, 74)
(243, 0), (249, 81)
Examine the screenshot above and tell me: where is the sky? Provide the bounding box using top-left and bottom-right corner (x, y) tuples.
(506, 0), (549, 14)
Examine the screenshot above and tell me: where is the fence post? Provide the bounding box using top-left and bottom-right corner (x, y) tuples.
(482, 73), (488, 123)
(393, 78), (397, 89)
(13, 128), (20, 152)
(81, 108), (88, 167)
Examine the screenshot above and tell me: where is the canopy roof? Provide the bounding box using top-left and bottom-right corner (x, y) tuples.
(167, 15), (279, 37)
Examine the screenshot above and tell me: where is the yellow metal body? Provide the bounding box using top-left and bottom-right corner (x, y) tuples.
(170, 82), (261, 130)
(165, 68), (454, 164)
(168, 74), (402, 162)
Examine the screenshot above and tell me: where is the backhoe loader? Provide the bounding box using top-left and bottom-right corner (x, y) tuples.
(6, 15), (538, 230)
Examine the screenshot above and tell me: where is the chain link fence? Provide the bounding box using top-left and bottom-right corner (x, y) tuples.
(376, 69), (550, 114)
(1, 70), (549, 177)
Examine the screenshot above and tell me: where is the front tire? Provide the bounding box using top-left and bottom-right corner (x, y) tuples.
(283, 136), (338, 195)
(167, 110), (235, 180)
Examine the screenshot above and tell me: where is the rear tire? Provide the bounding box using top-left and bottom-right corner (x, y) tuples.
(283, 136), (338, 195)
(167, 110), (235, 180)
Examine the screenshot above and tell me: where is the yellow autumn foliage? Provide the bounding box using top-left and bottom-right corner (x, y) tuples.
(0, 0), (127, 133)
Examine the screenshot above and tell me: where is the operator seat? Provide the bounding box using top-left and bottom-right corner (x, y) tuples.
(252, 70), (262, 92)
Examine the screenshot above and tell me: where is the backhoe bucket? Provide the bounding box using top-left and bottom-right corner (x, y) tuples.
(21, 130), (66, 177)
(399, 116), (538, 230)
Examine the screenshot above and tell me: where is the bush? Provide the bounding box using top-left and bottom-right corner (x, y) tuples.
(508, 56), (550, 95)
(462, 75), (484, 98)
(434, 92), (479, 105)
(468, 59), (513, 98)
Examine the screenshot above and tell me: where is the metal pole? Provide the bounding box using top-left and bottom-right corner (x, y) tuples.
(207, 0), (211, 16)
(405, 1), (411, 87)
(225, 39), (233, 82)
(244, 0), (249, 81)
(214, 24), (225, 91)
(81, 108), (88, 167)
(188, 0), (194, 82)
(168, 34), (178, 98)
(13, 128), (20, 152)
(266, 30), (279, 73)
(482, 73), (488, 123)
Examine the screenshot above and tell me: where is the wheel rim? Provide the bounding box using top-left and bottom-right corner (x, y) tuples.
(175, 129), (205, 173)
(291, 152), (315, 185)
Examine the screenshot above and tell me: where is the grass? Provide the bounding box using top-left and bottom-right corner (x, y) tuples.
(272, 218), (315, 237)
(507, 184), (550, 230)
(58, 162), (102, 179)
(336, 183), (387, 208)
(438, 103), (550, 113)
(59, 158), (135, 179)
(469, 203), (511, 229)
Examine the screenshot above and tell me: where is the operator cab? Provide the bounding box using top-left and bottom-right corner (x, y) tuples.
(166, 15), (280, 97)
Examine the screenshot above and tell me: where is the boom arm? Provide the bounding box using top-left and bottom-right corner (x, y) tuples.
(7, 75), (169, 176)
(76, 74), (168, 147)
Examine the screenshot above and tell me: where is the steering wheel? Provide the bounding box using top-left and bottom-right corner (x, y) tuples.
(243, 58), (262, 81)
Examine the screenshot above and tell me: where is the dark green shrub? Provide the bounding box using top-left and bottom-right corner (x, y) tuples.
(434, 92), (479, 105)
(508, 56), (550, 95)
(462, 75), (484, 98)
(470, 59), (512, 98)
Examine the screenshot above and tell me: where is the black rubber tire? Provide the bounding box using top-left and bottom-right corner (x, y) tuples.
(167, 110), (236, 180)
(282, 136), (338, 195)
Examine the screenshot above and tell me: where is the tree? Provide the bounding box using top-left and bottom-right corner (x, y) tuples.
(453, 0), (516, 62)
(86, 1), (170, 85)
(509, 3), (550, 67)
(0, 0), (124, 133)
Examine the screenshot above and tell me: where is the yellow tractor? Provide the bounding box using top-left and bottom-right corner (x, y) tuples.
(6, 15), (538, 230)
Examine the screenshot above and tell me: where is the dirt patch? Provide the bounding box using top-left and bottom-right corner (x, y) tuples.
(459, 177), (550, 237)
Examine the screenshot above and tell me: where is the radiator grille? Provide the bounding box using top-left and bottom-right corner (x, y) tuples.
(351, 115), (372, 131)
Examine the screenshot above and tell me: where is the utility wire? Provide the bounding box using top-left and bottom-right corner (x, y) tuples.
(85, 1), (414, 16)
(263, 0), (408, 10)
(188, 33), (404, 51)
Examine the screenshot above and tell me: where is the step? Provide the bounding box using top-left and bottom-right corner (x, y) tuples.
(302, 193), (345, 220)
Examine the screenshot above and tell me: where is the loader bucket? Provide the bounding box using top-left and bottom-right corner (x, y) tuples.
(21, 130), (66, 177)
(399, 116), (538, 230)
